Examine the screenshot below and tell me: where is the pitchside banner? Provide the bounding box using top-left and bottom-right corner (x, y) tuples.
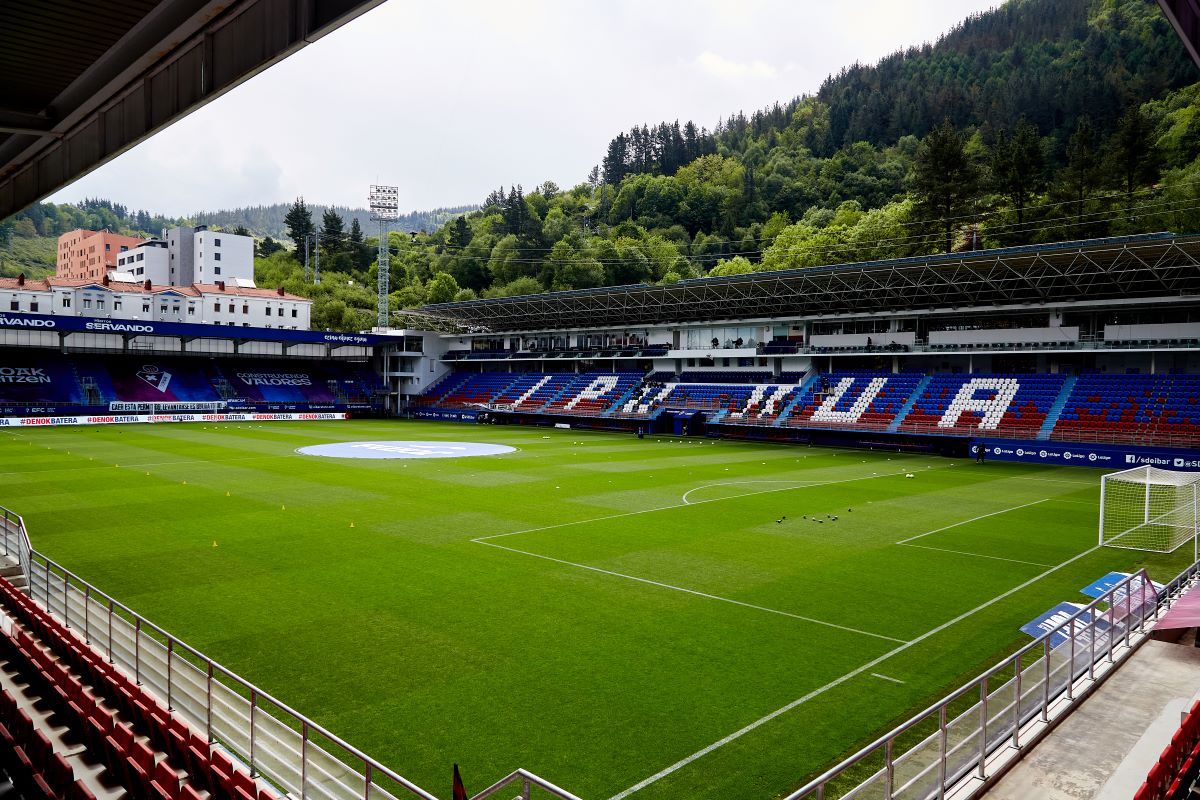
(972, 438), (1200, 470)
(0, 412), (348, 428)
(0, 310), (386, 347)
(410, 409), (480, 422)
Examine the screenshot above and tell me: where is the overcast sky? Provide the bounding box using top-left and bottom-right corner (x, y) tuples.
(50, 0), (998, 217)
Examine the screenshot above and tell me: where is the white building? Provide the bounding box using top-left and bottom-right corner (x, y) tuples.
(0, 275), (311, 330)
(115, 225), (255, 288)
(114, 240), (169, 284)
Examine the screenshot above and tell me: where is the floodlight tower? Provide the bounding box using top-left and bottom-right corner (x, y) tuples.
(369, 185), (399, 329)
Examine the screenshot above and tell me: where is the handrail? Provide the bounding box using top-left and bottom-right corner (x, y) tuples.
(0, 503), (580, 800)
(786, 565), (1193, 799)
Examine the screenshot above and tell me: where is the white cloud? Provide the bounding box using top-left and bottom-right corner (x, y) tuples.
(694, 51), (777, 80)
(48, 0), (999, 217)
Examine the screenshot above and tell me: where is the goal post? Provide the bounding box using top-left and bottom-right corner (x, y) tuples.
(1099, 465), (1200, 555)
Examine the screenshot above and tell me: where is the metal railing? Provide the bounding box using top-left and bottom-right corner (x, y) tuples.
(786, 567), (1192, 800)
(0, 504), (579, 800)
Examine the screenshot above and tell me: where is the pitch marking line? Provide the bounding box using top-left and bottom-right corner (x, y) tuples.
(476, 468), (934, 543)
(681, 480), (820, 505)
(870, 673), (905, 685)
(475, 539), (907, 643)
(897, 542), (1053, 567)
(607, 540), (1105, 800)
(895, 498), (1051, 544)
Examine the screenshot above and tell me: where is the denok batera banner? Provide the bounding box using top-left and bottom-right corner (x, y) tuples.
(0, 413), (349, 427)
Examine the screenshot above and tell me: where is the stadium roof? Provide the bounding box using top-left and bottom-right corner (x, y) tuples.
(418, 233), (1200, 332)
(0, 0), (383, 220)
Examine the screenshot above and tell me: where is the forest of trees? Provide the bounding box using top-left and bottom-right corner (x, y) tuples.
(4, 0), (1199, 330)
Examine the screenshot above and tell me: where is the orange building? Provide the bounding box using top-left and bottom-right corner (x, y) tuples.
(56, 229), (146, 280)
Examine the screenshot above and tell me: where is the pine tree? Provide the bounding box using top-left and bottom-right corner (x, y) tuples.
(1062, 115), (1099, 234)
(283, 197), (314, 259)
(348, 217), (364, 245)
(233, 224), (250, 237)
(989, 116), (1045, 238)
(1107, 106), (1161, 216)
(912, 119), (980, 252)
(320, 208), (345, 254)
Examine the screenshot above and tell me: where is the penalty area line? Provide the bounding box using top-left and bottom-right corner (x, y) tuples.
(474, 539), (907, 644)
(895, 498), (1051, 544)
(897, 543), (1054, 568)
(605, 540), (1105, 800)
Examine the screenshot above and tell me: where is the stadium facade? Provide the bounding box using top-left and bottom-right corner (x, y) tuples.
(392, 232), (1200, 469)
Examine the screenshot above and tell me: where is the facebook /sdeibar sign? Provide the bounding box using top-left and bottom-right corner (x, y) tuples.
(972, 438), (1200, 470)
(0, 311), (387, 347)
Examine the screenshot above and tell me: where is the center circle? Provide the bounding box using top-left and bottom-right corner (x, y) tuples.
(296, 441), (516, 459)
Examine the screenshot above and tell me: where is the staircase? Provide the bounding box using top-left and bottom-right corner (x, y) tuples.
(774, 374), (820, 427)
(1038, 375), (1078, 440)
(604, 379), (644, 417)
(0, 557), (26, 592)
(888, 374), (933, 432)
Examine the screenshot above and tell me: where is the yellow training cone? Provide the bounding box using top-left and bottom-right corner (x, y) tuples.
(225, 491), (230, 497)
(350, 522), (355, 528)
(212, 541), (218, 548)
(281, 505), (286, 511)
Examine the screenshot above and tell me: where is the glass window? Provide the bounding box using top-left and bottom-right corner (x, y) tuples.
(62, 297), (71, 308)
(214, 253), (221, 261)
(29, 302), (37, 313)
(214, 238), (221, 246)
(83, 298), (91, 309)
(142, 303), (150, 313)
(9, 301), (17, 311)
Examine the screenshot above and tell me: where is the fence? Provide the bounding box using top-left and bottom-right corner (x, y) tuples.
(786, 567), (1193, 800)
(0, 505), (581, 800)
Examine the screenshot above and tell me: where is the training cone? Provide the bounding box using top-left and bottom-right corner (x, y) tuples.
(281, 505), (286, 511)
(212, 541), (218, 548)
(225, 491), (230, 497)
(350, 522), (356, 528)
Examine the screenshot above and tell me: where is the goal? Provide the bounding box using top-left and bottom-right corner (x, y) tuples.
(1100, 466), (1200, 553)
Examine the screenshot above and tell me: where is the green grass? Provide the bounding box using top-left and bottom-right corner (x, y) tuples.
(0, 420), (1191, 799)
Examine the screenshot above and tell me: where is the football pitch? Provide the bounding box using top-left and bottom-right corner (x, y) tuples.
(1, 420), (1192, 799)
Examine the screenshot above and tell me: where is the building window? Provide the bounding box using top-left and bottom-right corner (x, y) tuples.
(96, 299), (105, 310)
(114, 300), (122, 310)
(9, 301), (17, 311)
(83, 298), (92, 309)
(214, 252), (221, 261)
(214, 266), (221, 275)
(136, 267), (144, 275)
(242, 305), (248, 314)
(105, 243), (110, 251)
(188, 306), (195, 316)
(213, 302), (220, 312)
(143, 303), (150, 313)
(228, 304), (234, 313)
(214, 238), (221, 246)
(29, 302), (37, 313)
(61, 297), (71, 308)
(160, 305), (167, 314)
(120, 246), (128, 252)
(291, 309), (298, 318)
(136, 253), (144, 261)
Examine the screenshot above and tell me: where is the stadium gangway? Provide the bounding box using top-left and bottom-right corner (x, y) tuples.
(785, 564), (1200, 800)
(0, 504), (581, 800)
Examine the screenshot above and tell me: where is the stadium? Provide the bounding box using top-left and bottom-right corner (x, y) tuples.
(6, 2), (1200, 800)
(0, 227), (1198, 800)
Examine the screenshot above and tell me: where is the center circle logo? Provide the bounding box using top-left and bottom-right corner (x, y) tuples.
(296, 441), (516, 459)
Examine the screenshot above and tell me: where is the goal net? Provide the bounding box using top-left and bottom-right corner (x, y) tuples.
(1100, 466), (1200, 553)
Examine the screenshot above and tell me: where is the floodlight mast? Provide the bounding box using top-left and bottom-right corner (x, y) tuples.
(369, 185), (399, 329)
